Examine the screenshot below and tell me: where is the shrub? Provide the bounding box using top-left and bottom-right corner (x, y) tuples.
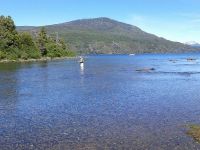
(0, 51), (6, 59)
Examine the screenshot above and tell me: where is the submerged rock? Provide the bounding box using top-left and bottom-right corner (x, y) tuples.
(169, 59), (177, 63)
(136, 67), (155, 72)
(187, 58), (196, 61)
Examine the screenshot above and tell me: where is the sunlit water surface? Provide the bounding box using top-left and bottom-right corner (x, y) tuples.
(1, 54), (200, 150)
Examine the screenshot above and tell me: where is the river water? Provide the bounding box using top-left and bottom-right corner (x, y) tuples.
(1, 54), (200, 150)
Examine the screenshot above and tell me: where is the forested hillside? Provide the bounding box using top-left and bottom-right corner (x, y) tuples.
(18, 17), (200, 54)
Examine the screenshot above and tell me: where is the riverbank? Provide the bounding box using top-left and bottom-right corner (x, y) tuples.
(0, 56), (77, 63)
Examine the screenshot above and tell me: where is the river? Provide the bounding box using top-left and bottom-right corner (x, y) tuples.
(1, 54), (200, 149)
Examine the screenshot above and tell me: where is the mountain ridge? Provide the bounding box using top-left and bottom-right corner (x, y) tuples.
(185, 41), (200, 47)
(17, 17), (200, 54)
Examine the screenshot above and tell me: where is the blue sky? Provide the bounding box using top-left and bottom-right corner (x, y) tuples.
(1, 0), (200, 43)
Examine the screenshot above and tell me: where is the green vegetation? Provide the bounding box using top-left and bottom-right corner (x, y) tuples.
(18, 17), (199, 54)
(187, 125), (200, 143)
(0, 16), (75, 61)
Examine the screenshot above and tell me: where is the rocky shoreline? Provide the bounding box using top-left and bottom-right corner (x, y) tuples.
(0, 56), (77, 63)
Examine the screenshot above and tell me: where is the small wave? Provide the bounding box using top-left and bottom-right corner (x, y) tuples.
(150, 71), (200, 76)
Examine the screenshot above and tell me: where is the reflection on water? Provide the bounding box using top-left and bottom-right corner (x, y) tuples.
(1, 54), (200, 149)
(0, 67), (18, 110)
(80, 63), (84, 75)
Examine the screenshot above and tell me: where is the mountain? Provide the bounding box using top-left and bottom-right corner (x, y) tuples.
(17, 17), (200, 54)
(185, 41), (200, 47)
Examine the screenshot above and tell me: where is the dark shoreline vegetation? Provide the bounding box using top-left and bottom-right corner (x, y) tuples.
(0, 16), (76, 62)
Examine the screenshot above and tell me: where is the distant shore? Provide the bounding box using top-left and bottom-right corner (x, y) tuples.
(0, 56), (77, 63)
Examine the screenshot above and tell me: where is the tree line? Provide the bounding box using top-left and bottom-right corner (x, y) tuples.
(0, 15), (75, 60)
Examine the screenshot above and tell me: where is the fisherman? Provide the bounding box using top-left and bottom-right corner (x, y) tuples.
(79, 56), (84, 63)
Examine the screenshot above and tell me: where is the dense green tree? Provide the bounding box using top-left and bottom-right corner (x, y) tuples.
(0, 16), (19, 50)
(19, 32), (41, 59)
(37, 27), (75, 58)
(37, 27), (48, 56)
(59, 38), (67, 50)
(0, 15), (75, 61)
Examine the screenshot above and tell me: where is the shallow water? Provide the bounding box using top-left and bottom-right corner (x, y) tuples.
(1, 54), (200, 150)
